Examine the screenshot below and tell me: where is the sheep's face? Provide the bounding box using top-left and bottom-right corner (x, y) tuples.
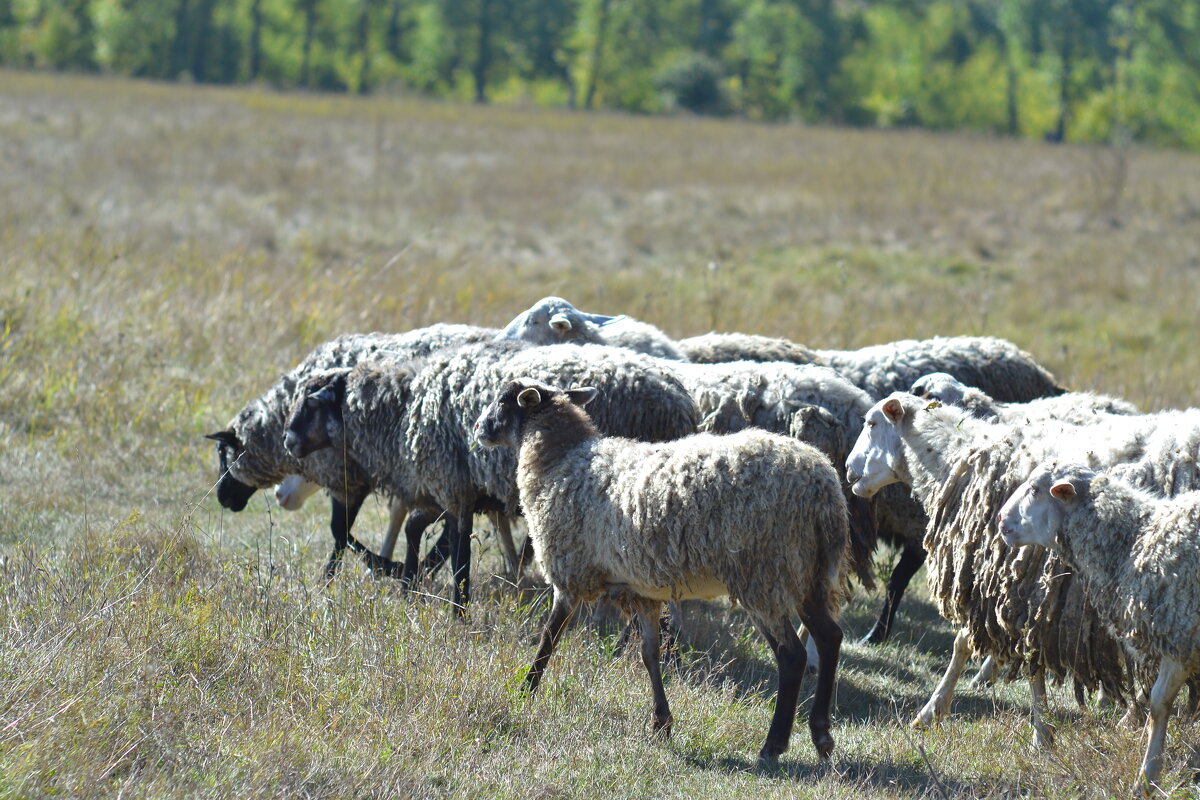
(275, 474), (320, 510)
(284, 370), (348, 459)
(206, 429), (258, 511)
(845, 395), (910, 497)
(998, 462), (1089, 549)
(475, 378), (597, 448)
(911, 372), (967, 406)
(494, 296), (621, 346)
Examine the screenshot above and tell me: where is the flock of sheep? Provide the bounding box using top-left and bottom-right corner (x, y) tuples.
(207, 296), (1200, 790)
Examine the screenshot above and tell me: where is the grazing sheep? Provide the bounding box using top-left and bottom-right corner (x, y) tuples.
(495, 296), (685, 360)
(677, 332), (823, 365)
(845, 393), (1160, 745)
(911, 372), (1138, 423)
(999, 462), (1200, 788)
(283, 341), (700, 610)
(474, 378), (849, 763)
(206, 324), (495, 580)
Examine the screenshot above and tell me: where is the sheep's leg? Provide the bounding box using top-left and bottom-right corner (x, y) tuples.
(861, 543), (926, 645)
(1139, 656), (1186, 789)
(490, 512), (520, 583)
(398, 508), (442, 586)
(323, 496), (364, 582)
(913, 627), (971, 727)
(1029, 669), (1055, 748)
(636, 605), (673, 736)
(970, 656), (998, 688)
(524, 589), (579, 693)
(800, 601), (842, 761)
(448, 512), (473, 613)
(755, 616), (810, 765)
(378, 499), (409, 561)
(517, 535), (535, 577)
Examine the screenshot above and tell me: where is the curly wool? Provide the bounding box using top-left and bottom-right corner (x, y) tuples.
(516, 405), (851, 618)
(319, 341), (700, 521)
(1048, 472), (1200, 673)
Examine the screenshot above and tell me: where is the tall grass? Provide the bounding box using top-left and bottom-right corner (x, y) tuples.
(2, 69), (1199, 798)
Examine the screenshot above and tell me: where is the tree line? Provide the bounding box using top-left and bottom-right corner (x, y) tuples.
(3, 0), (1198, 149)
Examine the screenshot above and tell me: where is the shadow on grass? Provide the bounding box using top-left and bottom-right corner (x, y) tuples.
(678, 749), (1004, 797)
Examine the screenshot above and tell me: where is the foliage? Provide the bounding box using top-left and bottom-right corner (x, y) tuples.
(1, 0), (1199, 147)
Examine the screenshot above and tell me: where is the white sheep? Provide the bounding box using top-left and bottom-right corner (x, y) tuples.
(910, 371), (1138, 423)
(999, 462), (1200, 789)
(495, 296), (685, 360)
(474, 378), (849, 764)
(845, 393), (1156, 745)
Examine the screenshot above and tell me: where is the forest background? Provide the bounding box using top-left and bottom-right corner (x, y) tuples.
(3, 0), (1199, 149)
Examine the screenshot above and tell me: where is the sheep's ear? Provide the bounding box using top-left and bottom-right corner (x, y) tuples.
(549, 312), (573, 332)
(565, 386), (598, 407)
(882, 398), (905, 422)
(517, 387), (542, 408)
(581, 312), (625, 327)
(206, 430), (239, 447)
(311, 370), (349, 406)
(1050, 480), (1077, 501)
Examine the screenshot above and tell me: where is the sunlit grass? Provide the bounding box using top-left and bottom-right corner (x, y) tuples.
(2, 68), (1200, 798)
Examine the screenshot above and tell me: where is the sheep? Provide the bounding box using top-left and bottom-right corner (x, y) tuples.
(677, 332), (823, 365)
(845, 392), (1162, 745)
(474, 377), (849, 763)
(282, 340), (700, 611)
(911, 371), (1139, 423)
(206, 324), (495, 580)
(495, 296), (685, 360)
(998, 462), (1200, 788)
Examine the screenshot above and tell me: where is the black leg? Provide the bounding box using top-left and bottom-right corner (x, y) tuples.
(757, 618), (807, 765)
(800, 601), (843, 760)
(399, 508), (442, 586)
(524, 589), (578, 693)
(448, 512), (472, 613)
(324, 495), (364, 582)
(861, 543), (926, 645)
(638, 605), (673, 736)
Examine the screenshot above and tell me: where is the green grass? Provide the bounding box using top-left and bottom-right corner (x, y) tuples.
(2, 68), (1200, 798)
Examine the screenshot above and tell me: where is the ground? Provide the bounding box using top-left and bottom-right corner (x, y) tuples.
(1, 69), (1199, 799)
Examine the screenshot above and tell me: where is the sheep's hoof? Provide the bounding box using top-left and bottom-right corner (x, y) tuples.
(859, 627), (888, 646)
(812, 730), (835, 760)
(1032, 724), (1056, 749)
(911, 710), (937, 729)
(756, 752), (780, 771)
(650, 714), (673, 739)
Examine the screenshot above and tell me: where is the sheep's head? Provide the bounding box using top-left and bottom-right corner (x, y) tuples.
(911, 372), (968, 406)
(845, 393), (920, 497)
(284, 368), (350, 458)
(494, 296), (623, 346)
(474, 378), (598, 449)
(997, 462), (1093, 549)
(206, 428), (258, 511)
(275, 474), (320, 510)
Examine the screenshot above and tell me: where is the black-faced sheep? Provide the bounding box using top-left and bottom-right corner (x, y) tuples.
(282, 341), (700, 611)
(474, 378), (849, 764)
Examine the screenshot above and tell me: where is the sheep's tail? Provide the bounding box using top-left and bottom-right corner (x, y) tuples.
(814, 490), (855, 618)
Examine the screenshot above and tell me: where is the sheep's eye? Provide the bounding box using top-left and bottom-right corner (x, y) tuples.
(1030, 487), (1039, 496)
(867, 421), (876, 428)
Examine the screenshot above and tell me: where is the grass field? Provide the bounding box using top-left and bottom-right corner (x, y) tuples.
(2, 69), (1200, 799)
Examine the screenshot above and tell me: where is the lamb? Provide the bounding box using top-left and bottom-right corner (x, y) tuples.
(282, 340), (700, 610)
(845, 392), (1160, 745)
(911, 372), (1138, 423)
(999, 462), (1200, 788)
(495, 296), (685, 360)
(206, 324), (495, 580)
(474, 378), (849, 763)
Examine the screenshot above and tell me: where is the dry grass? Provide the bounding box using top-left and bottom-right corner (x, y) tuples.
(2, 68), (1199, 798)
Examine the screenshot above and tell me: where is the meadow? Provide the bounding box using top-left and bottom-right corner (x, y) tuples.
(2, 69), (1200, 798)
